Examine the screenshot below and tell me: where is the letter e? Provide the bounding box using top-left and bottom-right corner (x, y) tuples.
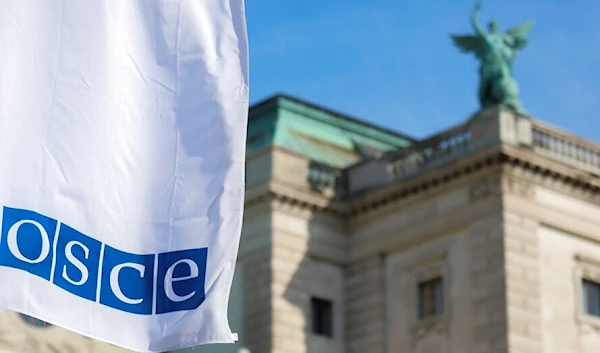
(156, 248), (207, 314)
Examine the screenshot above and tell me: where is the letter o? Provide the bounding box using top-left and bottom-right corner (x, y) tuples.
(62, 240), (90, 286)
(7, 220), (50, 264)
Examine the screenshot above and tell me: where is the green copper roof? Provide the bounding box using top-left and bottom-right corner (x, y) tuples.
(247, 94), (415, 168)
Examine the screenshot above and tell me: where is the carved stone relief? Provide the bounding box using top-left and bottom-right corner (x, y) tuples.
(468, 177), (500, 202)
(501, 176), (535, 199)
(503, 160), (600, 206)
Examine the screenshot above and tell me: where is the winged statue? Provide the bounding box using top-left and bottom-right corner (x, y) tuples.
(451, 0), (534, 113)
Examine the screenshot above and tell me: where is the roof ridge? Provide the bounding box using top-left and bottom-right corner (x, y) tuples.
(249, 93), (417, 143)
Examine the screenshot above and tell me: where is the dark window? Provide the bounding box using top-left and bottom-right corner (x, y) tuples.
(311, 297), (333, 337)
(583, 279), (600, 317)
(418, 277), (444, 319)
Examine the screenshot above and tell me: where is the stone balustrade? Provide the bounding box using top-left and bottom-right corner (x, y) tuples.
(345, 107), (600, 195)
(532, 121), (600, 176)
(307, 160), (344, 191)
(384, 123), (471, 179)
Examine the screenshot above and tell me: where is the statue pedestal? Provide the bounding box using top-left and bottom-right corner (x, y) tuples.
(469, 105), (533, 148)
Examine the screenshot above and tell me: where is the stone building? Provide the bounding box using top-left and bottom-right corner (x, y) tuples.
(235, 94), (600, 353)
(4, 94), (600, 353)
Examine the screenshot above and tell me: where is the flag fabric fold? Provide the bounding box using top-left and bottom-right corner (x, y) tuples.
(0, 0), (248, 351)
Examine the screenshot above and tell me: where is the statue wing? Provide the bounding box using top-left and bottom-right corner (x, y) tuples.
(504, 19), (534, 50)
(451, 35), (485, 59)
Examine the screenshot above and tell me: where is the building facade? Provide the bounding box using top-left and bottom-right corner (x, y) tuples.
(235, 95), (600, 353)
(2, 95), (600, 353)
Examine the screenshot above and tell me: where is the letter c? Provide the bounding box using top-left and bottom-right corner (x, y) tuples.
(110, 263), (145, 305)
(7, 220), (50, 264)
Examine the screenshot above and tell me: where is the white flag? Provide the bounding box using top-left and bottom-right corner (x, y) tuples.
(0, 1), (248, 352)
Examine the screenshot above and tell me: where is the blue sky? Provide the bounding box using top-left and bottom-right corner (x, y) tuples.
(246, 0), (600, 141)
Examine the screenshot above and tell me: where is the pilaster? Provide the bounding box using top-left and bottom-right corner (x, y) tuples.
(503, 211), (542, 353)
(469, 212), (508, 353)
(243, 247), (273, 353)
(345, 256), (385, 353)
(501, 175), (542, 353)
(270, 229), (308, 353)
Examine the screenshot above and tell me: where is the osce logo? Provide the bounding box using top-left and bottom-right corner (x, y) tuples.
(0, 207), (207, 315)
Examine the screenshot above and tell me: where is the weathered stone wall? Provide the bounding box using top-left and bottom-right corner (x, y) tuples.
(348, 169), (505, 353)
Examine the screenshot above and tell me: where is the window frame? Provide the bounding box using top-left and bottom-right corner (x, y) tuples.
(582, 278), (600, 317)
(409, 252), (450, 334)
(310, 296), (334, 338)
(574, 254), (600, 329)
(417, 276), (444, 320)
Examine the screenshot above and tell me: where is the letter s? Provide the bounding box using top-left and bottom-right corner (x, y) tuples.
(61, 240), (89, 286)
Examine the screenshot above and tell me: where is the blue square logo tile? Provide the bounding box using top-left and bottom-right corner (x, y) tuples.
(99, 245), (155, 315)
(0, 207), (58, 280)
(52, 224), (102, 301)
(155, 248), (207, 314)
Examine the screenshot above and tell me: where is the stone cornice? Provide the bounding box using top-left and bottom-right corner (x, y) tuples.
(244, 181), (348, 216)
(500, 144), (600, 205)
(244, 141), (600, 220)
(348, 145), (506, 216)
(350, 143), (600, 218)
